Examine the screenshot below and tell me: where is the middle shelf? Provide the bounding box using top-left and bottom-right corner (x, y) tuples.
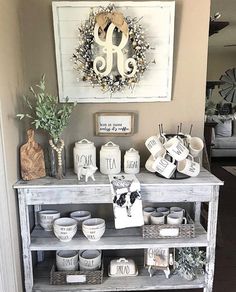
(30, 223), (207, 251)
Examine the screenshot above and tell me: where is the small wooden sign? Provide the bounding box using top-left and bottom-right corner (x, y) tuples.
(94, 112), (134, 136)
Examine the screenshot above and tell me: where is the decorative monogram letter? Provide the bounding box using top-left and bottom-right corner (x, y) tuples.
(93, 23), (137, 77)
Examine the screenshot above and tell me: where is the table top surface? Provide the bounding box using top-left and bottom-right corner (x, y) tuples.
(14, 168), (223, 189)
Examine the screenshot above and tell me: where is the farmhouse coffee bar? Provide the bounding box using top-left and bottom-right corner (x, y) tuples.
(0, 0), (224, 292)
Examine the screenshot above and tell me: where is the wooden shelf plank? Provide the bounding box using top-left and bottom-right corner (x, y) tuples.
(14, 168), (223, 190)
(33, 259), (205, 291)
(14, 169), (223, 205)
(30, 224), (207, 251)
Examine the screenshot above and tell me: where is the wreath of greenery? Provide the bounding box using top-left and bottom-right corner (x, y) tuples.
(72, 4), (150, 93)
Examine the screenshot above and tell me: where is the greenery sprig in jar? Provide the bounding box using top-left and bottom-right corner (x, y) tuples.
(17, 75), (76, 179)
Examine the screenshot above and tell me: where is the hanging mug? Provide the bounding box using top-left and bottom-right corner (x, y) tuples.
(187, 136), (204, 158)
(145, 136), (165, 158)
(145, 155), (156, 173)
(152, 152), (176, 179)
(177, 155), (200, 177)
(164, 136), (189, 161)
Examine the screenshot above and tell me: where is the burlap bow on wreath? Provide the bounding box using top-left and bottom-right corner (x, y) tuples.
(95, 11), (129, 38)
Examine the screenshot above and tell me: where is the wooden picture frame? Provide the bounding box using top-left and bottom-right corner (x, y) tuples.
(52, 1), (175, 103)
(94, 112), (134, 136)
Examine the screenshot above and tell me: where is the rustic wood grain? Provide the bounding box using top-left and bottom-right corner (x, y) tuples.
(20, 129), (46, 180)
(14, 169), (223, 292)
(33, 258), (205, 291)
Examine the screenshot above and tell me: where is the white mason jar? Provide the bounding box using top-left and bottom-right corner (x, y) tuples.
(124, 148), (140, 174)
(73, 139), (96, 174)
(100, 141), (121, 175)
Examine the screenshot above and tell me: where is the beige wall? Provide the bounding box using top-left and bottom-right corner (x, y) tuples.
(20, 0), (210, 167)
(0, 0), (210, 290)
(207, 50), (236, 105)
(0, 0), (25, 291)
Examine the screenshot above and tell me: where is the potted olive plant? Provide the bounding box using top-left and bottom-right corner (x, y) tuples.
(17, 75), (76, 179)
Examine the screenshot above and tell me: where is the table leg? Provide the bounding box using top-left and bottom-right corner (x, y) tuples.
(194, 202), (201, 222)
(204, 186), (219, 292)
(18, 189), (33, 292)
(34, 205), (44, 263)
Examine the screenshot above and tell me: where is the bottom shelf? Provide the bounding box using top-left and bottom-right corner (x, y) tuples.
(33, 258), (205, 291)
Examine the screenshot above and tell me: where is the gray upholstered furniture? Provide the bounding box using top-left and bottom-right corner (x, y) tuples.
(208, 114), (236, 157)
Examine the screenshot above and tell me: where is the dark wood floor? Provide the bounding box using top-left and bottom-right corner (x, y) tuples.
(152, 157), (236, 292)
(211, 157), (236, 291)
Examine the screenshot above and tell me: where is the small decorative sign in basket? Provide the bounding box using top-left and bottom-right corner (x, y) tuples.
(50, 263), (103, 285)
(142, 213), (195, 239)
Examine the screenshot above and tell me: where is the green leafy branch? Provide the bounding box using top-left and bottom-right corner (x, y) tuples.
(17, 75), (76, 141)
(175, 247), (206, 281)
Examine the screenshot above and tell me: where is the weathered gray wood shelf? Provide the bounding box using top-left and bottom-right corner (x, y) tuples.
(33, 258), (205, 291)
(14, 168), (223, 292)
(30, 224), (207, 251)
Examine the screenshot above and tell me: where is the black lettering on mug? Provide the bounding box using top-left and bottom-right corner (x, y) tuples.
(147, 140), (157, 149)
(189, 162), (196, 173)
(156, 159), (168, 173)
(172, 143), (185, 155)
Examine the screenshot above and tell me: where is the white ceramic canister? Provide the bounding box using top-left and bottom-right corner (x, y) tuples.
(73, 139), (96, 174)
(100, 141), (121, 175)
(124, 148), (140, 174)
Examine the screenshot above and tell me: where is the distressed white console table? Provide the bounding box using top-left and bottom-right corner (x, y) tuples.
(14, 168), (223, 292)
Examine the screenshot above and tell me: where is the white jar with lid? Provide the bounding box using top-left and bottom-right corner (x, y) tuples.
(73, 139), (96, 174)
(100, 141), (121, 175)
(124, 148), (140, 174)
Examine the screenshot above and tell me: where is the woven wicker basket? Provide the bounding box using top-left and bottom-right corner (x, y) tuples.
(142, 212), (195, 239)
(50, 263), (103, 285)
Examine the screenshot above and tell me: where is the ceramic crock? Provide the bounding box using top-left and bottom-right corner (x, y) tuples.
(73, 139), (96, 174)
(124, 148), (140, 174)
(100, 141), (121, 175)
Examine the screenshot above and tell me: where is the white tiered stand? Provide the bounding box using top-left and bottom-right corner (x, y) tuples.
(14, 168), (223, 292)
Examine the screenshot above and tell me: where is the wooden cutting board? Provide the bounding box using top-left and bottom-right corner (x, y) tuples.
(20, 129), (46, 180)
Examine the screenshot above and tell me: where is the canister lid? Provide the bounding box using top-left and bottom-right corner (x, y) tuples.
(125, 148), (139, 156)
(75, 139), (94, 148)
(101, 141), (120, 151)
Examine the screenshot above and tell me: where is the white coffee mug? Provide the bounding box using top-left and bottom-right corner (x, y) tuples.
(152, 153), (176, 178)
(150, 211), (165, 224)
(170, 207), (185, 219)
(145, 136), (165, 158)
(156, 207), (170, 216)
(188, 137), (204, 157)
(164, 136), (189, 161)
(79, 249), (101, 271)
(177, 155), (200, 177)
(167, 213), (187, 225)
(145, 155), (156, 173)
(143, 207), (155, 224)
(56, 250), (79, 271)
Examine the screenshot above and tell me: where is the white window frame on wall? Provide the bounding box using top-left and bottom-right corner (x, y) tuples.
(52, 1), (175, 103)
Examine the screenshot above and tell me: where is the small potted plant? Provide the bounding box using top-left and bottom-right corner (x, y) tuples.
(175, 247), (206, 281)
(17, 75), (76, 179)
